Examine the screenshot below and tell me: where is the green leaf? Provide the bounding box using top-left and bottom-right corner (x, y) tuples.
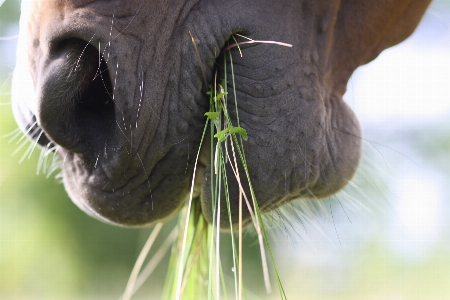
(204, 112), (220, 120)
(229, 127), (248, 141)
(214, 128), (229, 143)
(214, 126), (248, 142)
(214, 92), (228, 101)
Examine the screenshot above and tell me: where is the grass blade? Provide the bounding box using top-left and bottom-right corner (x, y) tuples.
(122, 222), (163, 300)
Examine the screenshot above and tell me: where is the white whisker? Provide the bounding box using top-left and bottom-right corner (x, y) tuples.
(7, 130), (24, 144)
(46, 150), (61, 178)
(12, 136), (32, 157)
(72, 33), (96, 74)
(36, 145), (46, 175)
(27, 130), (44, 159)
(116, 120), (132, 145)
(19, 141), (34, 163)
(2, 127), (20, 139)
(14, 121), (37, 144)
(105, 12), (115, 63)
(94, 152), (100, 169)
(136, 71), (144, 128)
(135, 151), (152, 197)
(113, 1), (144, 39)
(113, 62), (118, 103)
(93, 40), (102, 80)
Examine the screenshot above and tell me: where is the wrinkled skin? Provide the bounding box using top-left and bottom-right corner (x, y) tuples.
(12, 0), (431, 228)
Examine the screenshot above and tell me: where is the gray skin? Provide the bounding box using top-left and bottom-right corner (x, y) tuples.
(13, 0), (431, 228)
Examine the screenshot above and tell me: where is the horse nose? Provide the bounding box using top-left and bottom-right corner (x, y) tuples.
(36, 38), (115, 153)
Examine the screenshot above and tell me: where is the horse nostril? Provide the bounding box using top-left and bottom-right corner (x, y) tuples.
(37, 38), (115, 153)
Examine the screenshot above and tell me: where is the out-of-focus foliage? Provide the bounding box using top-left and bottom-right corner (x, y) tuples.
(0, 0), (19, 31)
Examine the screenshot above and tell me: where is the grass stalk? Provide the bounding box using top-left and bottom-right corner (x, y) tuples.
(129, 226), (179, 297)
(125, 33), (292, 300)
(122, 222), (163, 300)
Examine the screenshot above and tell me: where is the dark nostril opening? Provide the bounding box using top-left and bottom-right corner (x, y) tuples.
(73, 43), (115, 151)
(38, 38), (115, 154)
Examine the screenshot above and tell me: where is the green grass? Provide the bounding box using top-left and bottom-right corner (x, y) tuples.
(121, 36), (290, 300)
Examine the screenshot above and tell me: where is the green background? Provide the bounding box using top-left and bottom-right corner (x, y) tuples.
(1, 0), (450, 299)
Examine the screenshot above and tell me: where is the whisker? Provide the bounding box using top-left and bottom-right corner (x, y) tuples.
(14, 121), (37, 144)
(41, 143), (53, 175)
(116, 120), (132, 145)
(333, 126), (420, 167)
(19, 141), (35, 164)
(111, 65), (127, 134)
(122, 110), (126, 132)
(136, 71), (144, 129)
(46, 149), (61, 178)
(2, 127), (21, 139)
(170, 133), (191, 145)
(104, 11), (115, 63)
(15, 126), (41, 162)
(130, 123), (133, 150)
(36, 142), (55, 175)
(327, 140), (352, 219)
(135, 151), (152, 199)
(107, 62), (133, 150)
(274, 202), (304, 241)
(94, 152), (100, 169)
(44, 144), (58, 156)
(8, 129), (24, 144)
(12, 132), (34, 157)
(113, 1), (144, 39)
(112, 62), (118, 104)
(42, 144), (51, 175)
(28, 126), (42, 143)
(101, 142), (108, 159)
(93, 40), (103, 80)
(27, 130), (44, 159)
(98, 67), (112, 96)
(36, 145), (46, 175)
(319, 164), (341, 245)
(282, 201), (307, 234)
(291, 199), (331, 240)
(71, 33), (96, 75)
(61, 150), (70, 166)
(92, 65), (110, 81)
(273, 207), (294, 241)
(102, 181), (110, 191)
(0, 74), (13, 90)
(170, 168), (182, 183)
(44, 144), (59, 175)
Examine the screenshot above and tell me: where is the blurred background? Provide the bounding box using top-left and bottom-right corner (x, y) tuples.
(1, 0), (449, 299)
